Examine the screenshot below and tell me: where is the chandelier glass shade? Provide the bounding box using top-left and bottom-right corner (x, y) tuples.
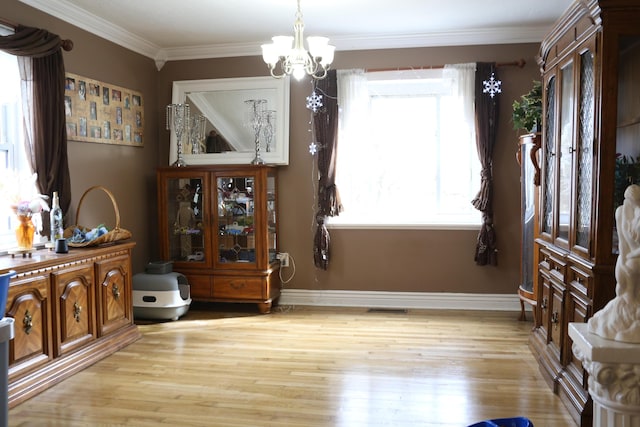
(261, 0), (335, 80)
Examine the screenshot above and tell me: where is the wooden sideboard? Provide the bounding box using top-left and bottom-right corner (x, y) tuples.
(0, 242), (140, 408)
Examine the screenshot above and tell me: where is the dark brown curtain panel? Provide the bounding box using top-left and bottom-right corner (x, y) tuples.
(312, 70), (342, 269)
(0, 25), (71, 236)
(472, 62), (499, 266)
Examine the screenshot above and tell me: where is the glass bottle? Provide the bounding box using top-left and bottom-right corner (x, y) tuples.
(50, 191), (64, 242)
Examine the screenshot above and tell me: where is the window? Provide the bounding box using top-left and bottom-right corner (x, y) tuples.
(329, 67), (481, 229)
(0, 48), (39, 250)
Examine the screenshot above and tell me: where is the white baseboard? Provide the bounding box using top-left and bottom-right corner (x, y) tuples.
(280, 289), (522, 312)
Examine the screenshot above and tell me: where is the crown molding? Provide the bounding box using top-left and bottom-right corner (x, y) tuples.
(19, 0), (160, 59)
(20, 0), (547, 65)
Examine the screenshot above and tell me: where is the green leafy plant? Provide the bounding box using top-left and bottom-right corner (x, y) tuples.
(512, 80), (542, 133)
(615, 154), (640, 208)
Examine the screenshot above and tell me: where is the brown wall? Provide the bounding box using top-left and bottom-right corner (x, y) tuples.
(5, 0), (159, 272)
(158, 45), (542, 295)
(5, 0), (542, 295)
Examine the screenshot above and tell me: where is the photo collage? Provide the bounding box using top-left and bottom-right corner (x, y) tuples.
(64, 72), (144, 147)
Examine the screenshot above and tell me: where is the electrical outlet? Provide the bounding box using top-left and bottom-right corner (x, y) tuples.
(277, 252), (290, 267)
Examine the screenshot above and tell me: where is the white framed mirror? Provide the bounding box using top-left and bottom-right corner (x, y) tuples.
(169, 76), (290, 165)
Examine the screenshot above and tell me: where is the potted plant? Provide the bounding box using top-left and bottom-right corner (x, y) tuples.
(614, 154), (640, 208)
(512, 80), (542, 134)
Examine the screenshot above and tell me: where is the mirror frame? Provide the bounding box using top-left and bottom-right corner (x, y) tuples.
(169, 76), (290, 165)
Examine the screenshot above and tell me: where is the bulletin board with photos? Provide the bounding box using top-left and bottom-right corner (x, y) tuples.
(64, 73), (144, 147)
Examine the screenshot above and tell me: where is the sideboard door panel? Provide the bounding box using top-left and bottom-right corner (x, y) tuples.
(52, 264), (96, 357)
(5, 274), (52, 380)
(95, 254), (132, 336)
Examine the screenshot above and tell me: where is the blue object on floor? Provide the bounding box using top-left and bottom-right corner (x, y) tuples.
(0, 270), (16, 317)
(467, 417), (533, 427)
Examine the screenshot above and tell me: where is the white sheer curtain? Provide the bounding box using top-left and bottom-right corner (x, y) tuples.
(443, 62), (476, 140)
(17, 57), (35, 172)
(334, 65), (481, 226)
(337, 69), (368, 136)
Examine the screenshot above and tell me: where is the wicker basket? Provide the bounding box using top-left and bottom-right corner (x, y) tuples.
(63, 185), (132, 248)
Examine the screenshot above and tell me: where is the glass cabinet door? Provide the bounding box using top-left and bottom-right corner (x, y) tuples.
(164, 174), (207, 264)
(574, 47), (595, 252)
(266, 170), (278, 263)
(557, 61), (574, 244)
(541, 75), (557, 237)
(216, 175), (256, 264)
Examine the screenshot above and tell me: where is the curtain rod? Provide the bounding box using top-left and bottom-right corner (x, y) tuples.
(0, 16), (74, 51)
(366, 58), (526, 73)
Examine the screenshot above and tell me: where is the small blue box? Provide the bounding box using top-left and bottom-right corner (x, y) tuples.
(467, 417), (533, 427)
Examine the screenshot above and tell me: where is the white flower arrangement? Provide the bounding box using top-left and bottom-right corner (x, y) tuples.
(0, 171), (49, 233)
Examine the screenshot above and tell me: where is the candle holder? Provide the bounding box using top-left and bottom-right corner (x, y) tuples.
(189, 114), (206, 154)
(166, 103), (190, 167)
(262, 110), (276, 153)
(244, 99), (267, 165)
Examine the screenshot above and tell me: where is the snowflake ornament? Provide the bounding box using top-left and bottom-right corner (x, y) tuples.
(309, 142), (319, 155)
(483, 72), (502, 98)
(306, 91), (323, 113)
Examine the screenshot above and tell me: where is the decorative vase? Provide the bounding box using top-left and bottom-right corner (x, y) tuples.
(15, 215), (35, 249)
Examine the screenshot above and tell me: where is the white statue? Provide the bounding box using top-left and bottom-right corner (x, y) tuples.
(588, 184), (640, 343)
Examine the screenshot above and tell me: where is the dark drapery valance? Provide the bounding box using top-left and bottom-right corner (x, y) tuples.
(472, 62), (499, 266)
(0, 24), (71, 234)
(312, 70), (342, 270)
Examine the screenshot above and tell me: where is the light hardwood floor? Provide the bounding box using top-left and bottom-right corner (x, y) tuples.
(8, 304), (575, 427)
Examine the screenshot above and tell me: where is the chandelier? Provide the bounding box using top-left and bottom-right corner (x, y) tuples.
(261, 0), (335, 81)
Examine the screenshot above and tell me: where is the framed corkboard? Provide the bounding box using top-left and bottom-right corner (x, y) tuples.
(64, 73), (144, 147)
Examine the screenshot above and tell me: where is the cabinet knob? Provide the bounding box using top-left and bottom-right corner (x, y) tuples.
(23, 309), (33, 335)
(551, 311), (559, 324)
(73, 302), (83, 323)
(541, 297), (548, 310)
(112, 284), (121, 300)
(230, 281), (246, 290)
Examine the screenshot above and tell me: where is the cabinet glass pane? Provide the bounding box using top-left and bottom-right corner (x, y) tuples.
(166, 177), (205, 262)
(558, 62), (574, 241)
(614, 36), (640, 254)
(218, 176), (256, 264)
(576, 50), (594, 249)
(267, 172), (277, 263)
(521, 139), (536, 293)
(542, 77), (556, 235)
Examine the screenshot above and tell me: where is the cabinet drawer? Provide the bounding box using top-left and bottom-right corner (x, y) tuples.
(568, 265), (592, 299)
(188, 275), (212, 298)
(214, 277), (263, 300)
(539, 247), (566, 281)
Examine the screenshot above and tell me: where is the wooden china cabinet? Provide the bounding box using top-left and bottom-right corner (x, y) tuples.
(530, 1), (640, 426)
(157, 165), (280, 313)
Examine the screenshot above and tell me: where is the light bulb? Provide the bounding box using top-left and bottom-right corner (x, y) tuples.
(292, 65), (306, 81)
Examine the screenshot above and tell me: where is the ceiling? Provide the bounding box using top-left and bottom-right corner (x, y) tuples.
(20, 0), (573, 66)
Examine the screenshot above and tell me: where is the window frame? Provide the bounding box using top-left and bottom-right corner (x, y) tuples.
(328, 68), (482, 230)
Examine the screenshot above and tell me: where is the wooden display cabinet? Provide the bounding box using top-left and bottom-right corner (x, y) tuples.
(1, 242), (140, 407)
(530, 1), (640, 425)
(517, 133), (541, 324)
(157, 165), (280, 313)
